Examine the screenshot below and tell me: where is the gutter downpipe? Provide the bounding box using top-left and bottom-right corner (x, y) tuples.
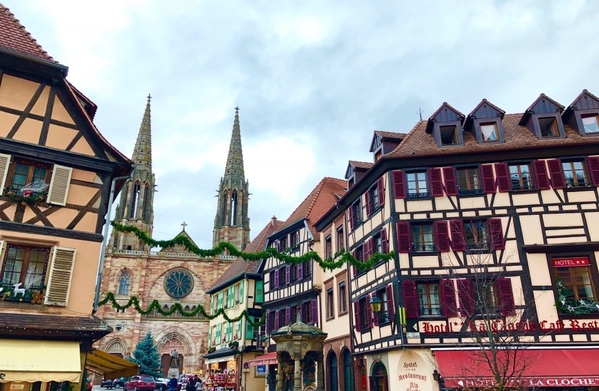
(93, 168), (134, 314)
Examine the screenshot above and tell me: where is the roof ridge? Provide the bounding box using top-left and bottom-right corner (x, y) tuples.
(383, 120), (426, 157)
(0, 3), (56, 63)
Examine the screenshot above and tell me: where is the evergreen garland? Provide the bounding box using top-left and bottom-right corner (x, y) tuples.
(555, 279), (599, 315)
(99, 222), (396, 322)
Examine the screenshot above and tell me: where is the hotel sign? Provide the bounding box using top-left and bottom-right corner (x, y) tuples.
(449, 377), (599, 388)
(552, 257), (590, 267)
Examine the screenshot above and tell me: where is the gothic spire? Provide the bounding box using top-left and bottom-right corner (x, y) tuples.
(223, 107), (245, 184)
(132, 94), (153, 171)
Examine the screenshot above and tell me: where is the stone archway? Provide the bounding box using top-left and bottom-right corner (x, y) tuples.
(160, 337), (185, 377)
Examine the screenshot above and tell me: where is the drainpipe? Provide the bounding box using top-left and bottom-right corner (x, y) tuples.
(93, 167), (134, 314)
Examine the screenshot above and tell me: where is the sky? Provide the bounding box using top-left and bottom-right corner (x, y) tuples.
(6, 0), (599, 249)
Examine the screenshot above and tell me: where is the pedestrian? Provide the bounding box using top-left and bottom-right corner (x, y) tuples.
(194, 375), (202, 391)
(169, 375), (178, 391)
(186, 376), (196, 391)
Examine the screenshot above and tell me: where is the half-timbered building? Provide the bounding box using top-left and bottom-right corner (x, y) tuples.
(0, 4), (135, 389)
(315, 90), (599, 391)
(262, 177), (346, 391)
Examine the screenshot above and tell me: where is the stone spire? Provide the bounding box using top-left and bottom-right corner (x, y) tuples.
(213, 107), (250, 250)
(132, 94), (153, 171)
(110, 95), (156, 251)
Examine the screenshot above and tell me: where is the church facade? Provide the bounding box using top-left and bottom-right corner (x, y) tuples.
(95, 103), (250, 376)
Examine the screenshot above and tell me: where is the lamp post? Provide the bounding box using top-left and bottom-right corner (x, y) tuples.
(369, 296), (382, 324)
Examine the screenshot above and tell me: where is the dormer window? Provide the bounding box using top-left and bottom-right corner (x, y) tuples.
(582, 113), (599, 134)
(467, 99), (505, 144)
(440, 125), (459, 146)
(480, 122), (499, 142)
(539, 116), (559, 138)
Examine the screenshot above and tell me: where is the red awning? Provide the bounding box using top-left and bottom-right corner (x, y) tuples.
(246, 352), (278, 367)
(434, 348), (599, 388)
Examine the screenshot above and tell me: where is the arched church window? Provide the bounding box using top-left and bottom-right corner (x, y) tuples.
(129, 182), (141, 219)
(118, 271), (130, 295)
(230, 191), (238, 226)
(143, 183), (151, 221)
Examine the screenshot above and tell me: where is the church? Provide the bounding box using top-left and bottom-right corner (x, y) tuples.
(95, 98), (251, 376)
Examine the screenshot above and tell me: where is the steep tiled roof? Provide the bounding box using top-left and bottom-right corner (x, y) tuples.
(373, 130), (407, 140)
(208, 217), (284, 291)
(279, 177), (346, 236)
(0, 3), (56, 63)
(385, 112), (599, 160)
(349, 160), (373, 170)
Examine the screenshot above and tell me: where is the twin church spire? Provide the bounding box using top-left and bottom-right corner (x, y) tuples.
(110, 98), (250, 252)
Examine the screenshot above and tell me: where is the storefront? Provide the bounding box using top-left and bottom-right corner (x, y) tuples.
(245, 353), (278, 391)
(433, 348), (599, 390)
(203, 353), (237, 391)
(85, 349), (139, 380)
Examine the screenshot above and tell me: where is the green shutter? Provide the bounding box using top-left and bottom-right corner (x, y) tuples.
(246, 319), (255, 340)
(216, 324), (222, 343)
(238, 281), (244, 302)
(208, 327), (213, 346)
(227, 285), (234, 308)
(218, 291), (223, 308)
(256, 280), (264, 303)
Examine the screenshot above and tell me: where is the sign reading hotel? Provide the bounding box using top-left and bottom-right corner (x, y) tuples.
(396, 351), (432, 391)
(552, 257), (590, 267)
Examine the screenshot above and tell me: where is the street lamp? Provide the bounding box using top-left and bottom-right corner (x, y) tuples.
(369, 296), (382, 313)
(432, 370), (441, 382)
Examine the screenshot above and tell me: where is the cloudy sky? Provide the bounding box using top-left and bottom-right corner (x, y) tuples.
(7, 0), (599, 249)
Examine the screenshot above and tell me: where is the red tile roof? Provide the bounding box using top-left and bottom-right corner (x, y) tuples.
(385, 112), (599, 160)
(349, 160), (373, 170)
(0, 3), (56, 63)
(209, 217), (284, 291)
(279, 177), (346, 236)
(373, 130), (407, 140)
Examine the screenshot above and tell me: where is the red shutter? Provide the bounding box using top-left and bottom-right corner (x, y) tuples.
(440, 280), (457, 317)
(371, 293), (379, 327)
(274, 310), (280, 329)
(547, 159), (566, 189)
(274, 269), (280, 287)
(481, 164), (496, 194)
(587, 156), (599, 186)
(381, 228), (389, 253)
(393, 170), (406, 199)
(443, 167), (458, 196)
(457, 279), (474, 316)
(489, 218), (505, 250)
(349, 206), (355, 230)
(298, 263), (304, 279)
(434, 220), (450, 252)
(285, 307), (291, 325)
(353, 301), (361, 332)
(430, 168), (444, 197)
(386, 284), (395, 319)
(450, 220), (466, 251)
(378, 177), (386, 206)
(311, 299), (318, 324)
(366, 297), (373, 328)
(365, 191), (371, 218)
(402, 280), (419, 318)
(285, 266), (291, 282)
(533, 160), (551, 190)
(396, 221), (411, 253)
(498, 278), (516, 316)
(495, 162), (511, 192)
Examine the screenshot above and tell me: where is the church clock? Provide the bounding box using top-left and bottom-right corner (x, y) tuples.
(164, 269), (194, 299)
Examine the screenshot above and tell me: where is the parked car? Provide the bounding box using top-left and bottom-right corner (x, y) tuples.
(101, 379), (114, 389)
(114, 379), (126, 388)
(155, 378), (169, 391)
(124, 376), (156, 391)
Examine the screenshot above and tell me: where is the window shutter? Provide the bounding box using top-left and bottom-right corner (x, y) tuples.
(498, 278), (516, 316)
(208, 327), (213, 344)
(366, 238), (373, 260)
(366, 297), (373, 328)
(547, 159), (566, 189)
(533, 160), (551, 190)
(47, 165), (72, 206)
(44, 247), (76, 306)
(298, 263), (304, 279)
(392, 170), (406, 199)
(365, 191), (371, 218)
(285, 266), (291, 283)
(450, 220), (466, 251)
(396, 221), (411, 253)
(353, 301), (361, 332)
(381, 228), (389, 253)
(239, 280), (244, 301)
(434, 221), (450, 252)
(371, 293), (379, 326)
(586, 156), (599, 186)
(480, 164), (496, 194)
(274, 269), (280, 288)
(440, 280), (457, 317)
(311, 299), (318, 324)
(402, 280), (419, 318)
(495, 162), (511, 192)
(489, 218), (505, 250)
(386, 284), (395, 319)
(0, 153), (11, 192)
(378, 177), (385, 207)
(274, 310), (280, 329)
(457, 279), (474, 316)
(442, 167), (458, 196)
(349, 206), (355, 230)
(430, 168), (444, 197)
(246, 319), (255, 340)
(285, 307), (291, 325)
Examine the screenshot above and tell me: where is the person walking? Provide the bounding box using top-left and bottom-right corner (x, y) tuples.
(194, 375), (202, 391)
(169, 375), (178, 391)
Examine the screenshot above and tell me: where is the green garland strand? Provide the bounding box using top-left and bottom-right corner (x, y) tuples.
(98, 292), (266, 326)
(555, 279), (599, 315)
(98, 222), (396, 321)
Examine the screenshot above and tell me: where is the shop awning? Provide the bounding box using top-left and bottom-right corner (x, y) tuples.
(434, 348), (599, 388)
(85, 349), (139, 380)
(204, 355), (235, 365)
(246, 352), (278, 367)
(0, 339), (81, 383)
